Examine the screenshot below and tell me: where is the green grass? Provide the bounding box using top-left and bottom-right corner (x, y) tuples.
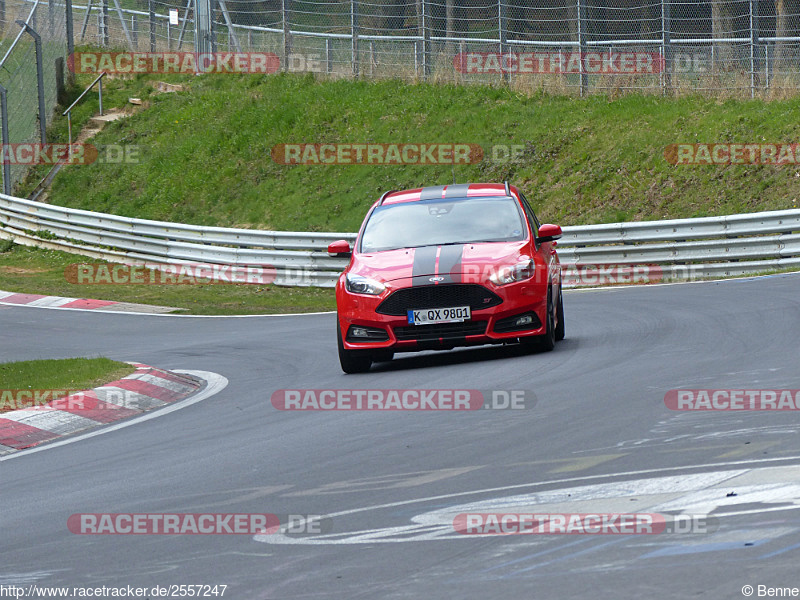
(0, 244), (336, 315)
(0, 357), (135, 411)
(7, 71), (800, 312)
(26, 72), (800, 232)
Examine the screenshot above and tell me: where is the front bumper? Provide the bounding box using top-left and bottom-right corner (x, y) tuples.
(336, 280), (549, 352)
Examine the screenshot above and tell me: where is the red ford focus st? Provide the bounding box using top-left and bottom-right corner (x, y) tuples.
(328, 182), (564, 373)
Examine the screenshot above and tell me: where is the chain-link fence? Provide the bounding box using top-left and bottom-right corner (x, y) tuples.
(3, 0), (800, 194)
(0, 0), (68, 193)
(55, 0), (800, 96)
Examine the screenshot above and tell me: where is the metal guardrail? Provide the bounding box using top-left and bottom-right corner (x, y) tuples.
(1, 192), (800, 288)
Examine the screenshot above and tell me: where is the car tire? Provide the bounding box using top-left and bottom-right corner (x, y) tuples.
(522, 287), (556, 353)
(337, 322), (373, 374)
(555, 286), (565, 341)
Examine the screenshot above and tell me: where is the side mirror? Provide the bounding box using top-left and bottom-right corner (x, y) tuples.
(328, 240), (352, 257)
(536, 224), (562, 244)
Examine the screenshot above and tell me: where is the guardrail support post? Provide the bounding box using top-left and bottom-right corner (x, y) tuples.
(0, 84), (10, 196)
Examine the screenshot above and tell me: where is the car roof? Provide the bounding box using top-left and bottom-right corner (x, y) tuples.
(380, 183), (518, 206)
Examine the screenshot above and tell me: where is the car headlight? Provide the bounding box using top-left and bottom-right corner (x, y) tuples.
(489, 259), (535, 285)
(345, 273), (386, 295)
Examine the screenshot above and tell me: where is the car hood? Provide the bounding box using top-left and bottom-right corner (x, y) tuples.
(351, 242), (530, 284)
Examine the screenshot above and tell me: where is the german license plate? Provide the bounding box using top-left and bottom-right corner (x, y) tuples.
(407, 306), (471, 325)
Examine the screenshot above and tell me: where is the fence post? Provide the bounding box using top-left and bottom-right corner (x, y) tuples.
(0, 84), (10, 196)
(326, 38), (332, 73)
(750, 0), (759, 97)
(458, 39), (464, 80)
(765, 43), (771, 89)
(48, 0), (54, 37)
(577, 0), (587, 95)
(65, 0), (74, 85)
(662, 0), (671, 94)
(351, 0), (359, 78)
(111, 0), (134, 49)
(421, 0), (430, 78)
(0, 0), (4, 32)
(101, 0), (108, 45)
(210, 1), (216, 52)
(132, 14), (137, 48)
(195, 0), (212, 70)
(217, 0), (241, 52)
(369, 40), (374, 76)
(149, 0), (155, 52)
(498, 0), (508, 83)
(16, 21), (47, 145)
(282, 0), (291, 71)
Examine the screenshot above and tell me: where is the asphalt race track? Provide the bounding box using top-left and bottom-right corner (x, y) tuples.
(2, 273), (800, 599)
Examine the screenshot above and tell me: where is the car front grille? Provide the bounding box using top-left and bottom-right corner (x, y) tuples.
(377, 284), (502, 316)
(393, 321), (488, 342)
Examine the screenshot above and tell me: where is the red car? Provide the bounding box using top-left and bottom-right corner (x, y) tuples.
(328, 182), (564, 373)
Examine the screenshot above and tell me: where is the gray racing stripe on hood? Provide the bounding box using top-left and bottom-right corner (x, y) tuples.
(411, 245), (439, 285)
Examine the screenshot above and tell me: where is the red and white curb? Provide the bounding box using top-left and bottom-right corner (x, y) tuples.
(0, 363), (203, 456)
(0, 290), (178, 313)
(0, 290), (117, 309)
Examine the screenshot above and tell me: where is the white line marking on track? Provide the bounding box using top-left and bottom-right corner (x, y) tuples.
(254, 456), (800, 544)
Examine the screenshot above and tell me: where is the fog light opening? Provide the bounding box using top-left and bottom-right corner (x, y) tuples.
(346, 325), (390, 343)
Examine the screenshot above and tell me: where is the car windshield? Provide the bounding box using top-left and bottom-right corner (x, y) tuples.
(360, 196), (527, 252)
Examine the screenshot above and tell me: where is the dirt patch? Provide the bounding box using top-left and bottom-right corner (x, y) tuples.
(0, 266), (49, 275)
